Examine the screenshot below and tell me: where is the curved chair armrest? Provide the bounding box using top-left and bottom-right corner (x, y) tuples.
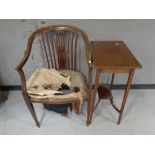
(16, 38), (33, 94)
(16, 37), (33, 70)
(16, 51), (29, 71)
(16, 52), (28, 94)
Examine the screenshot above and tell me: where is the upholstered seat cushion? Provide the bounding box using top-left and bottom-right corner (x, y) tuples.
(26, 69), (88, 103)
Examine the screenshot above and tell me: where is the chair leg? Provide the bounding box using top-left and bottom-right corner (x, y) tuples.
(23, 94), (40, 127)
(72, 102), (81, 114)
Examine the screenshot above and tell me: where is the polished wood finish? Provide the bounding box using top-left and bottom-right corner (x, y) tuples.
(91, 41), (142, 69)
(93, 84), (113, 112)
(16, 25), (92, 127)
(88, 69), (101, 125)
(98, 85), (112, 99)
(117, 69), (135, 124)
(87, 41), (142, 125)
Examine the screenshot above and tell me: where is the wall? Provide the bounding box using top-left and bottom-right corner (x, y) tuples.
(0, 19), (154, 85)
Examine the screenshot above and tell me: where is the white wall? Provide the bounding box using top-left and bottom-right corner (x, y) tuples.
(0, 19), (154, 85)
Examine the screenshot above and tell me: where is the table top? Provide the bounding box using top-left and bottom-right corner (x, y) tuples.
(91, 41), (142, 69)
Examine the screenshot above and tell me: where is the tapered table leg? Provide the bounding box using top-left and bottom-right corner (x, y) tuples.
(117, 69), (135, 124)
(87, 70), (101, 125)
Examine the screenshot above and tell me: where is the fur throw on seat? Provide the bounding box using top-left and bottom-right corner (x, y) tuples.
(27, 68), (71, 96)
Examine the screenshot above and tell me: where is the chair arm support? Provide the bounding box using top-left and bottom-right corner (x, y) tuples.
(16, 52), (27, 71)
(16, 37), (34, 94)
(15, 50), (30, 94)
(85, 41), (93, 69)
(16, 68), (28, 94)
(88, 64), (93, 95)
(87, 59), (93, 69)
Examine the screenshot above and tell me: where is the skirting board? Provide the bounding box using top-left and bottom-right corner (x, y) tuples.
(0, 84), (155, 91)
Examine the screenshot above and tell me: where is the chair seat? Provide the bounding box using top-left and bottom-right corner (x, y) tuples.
(27, 69), (88, 104)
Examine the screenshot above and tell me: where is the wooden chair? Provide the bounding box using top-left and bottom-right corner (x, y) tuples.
(16, 25), (92, 127)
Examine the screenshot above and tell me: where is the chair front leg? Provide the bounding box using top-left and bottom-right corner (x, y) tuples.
(23, 93), (40, 127)
(87, 67), (93, 125)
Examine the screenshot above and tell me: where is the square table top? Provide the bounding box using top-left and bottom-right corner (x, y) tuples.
(91, 41), (142, 69)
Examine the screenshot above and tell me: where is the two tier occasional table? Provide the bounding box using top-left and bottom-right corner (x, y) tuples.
(87, 41), (142, 125)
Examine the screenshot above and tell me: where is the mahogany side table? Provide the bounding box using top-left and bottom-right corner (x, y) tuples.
(87, 41), (142, 125)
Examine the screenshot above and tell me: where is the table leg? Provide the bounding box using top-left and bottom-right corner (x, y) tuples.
(117, 69), (135, 124)
(88, 69), (101, 125)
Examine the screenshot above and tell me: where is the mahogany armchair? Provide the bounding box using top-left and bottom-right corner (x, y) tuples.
(16, 25), (93, 127)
